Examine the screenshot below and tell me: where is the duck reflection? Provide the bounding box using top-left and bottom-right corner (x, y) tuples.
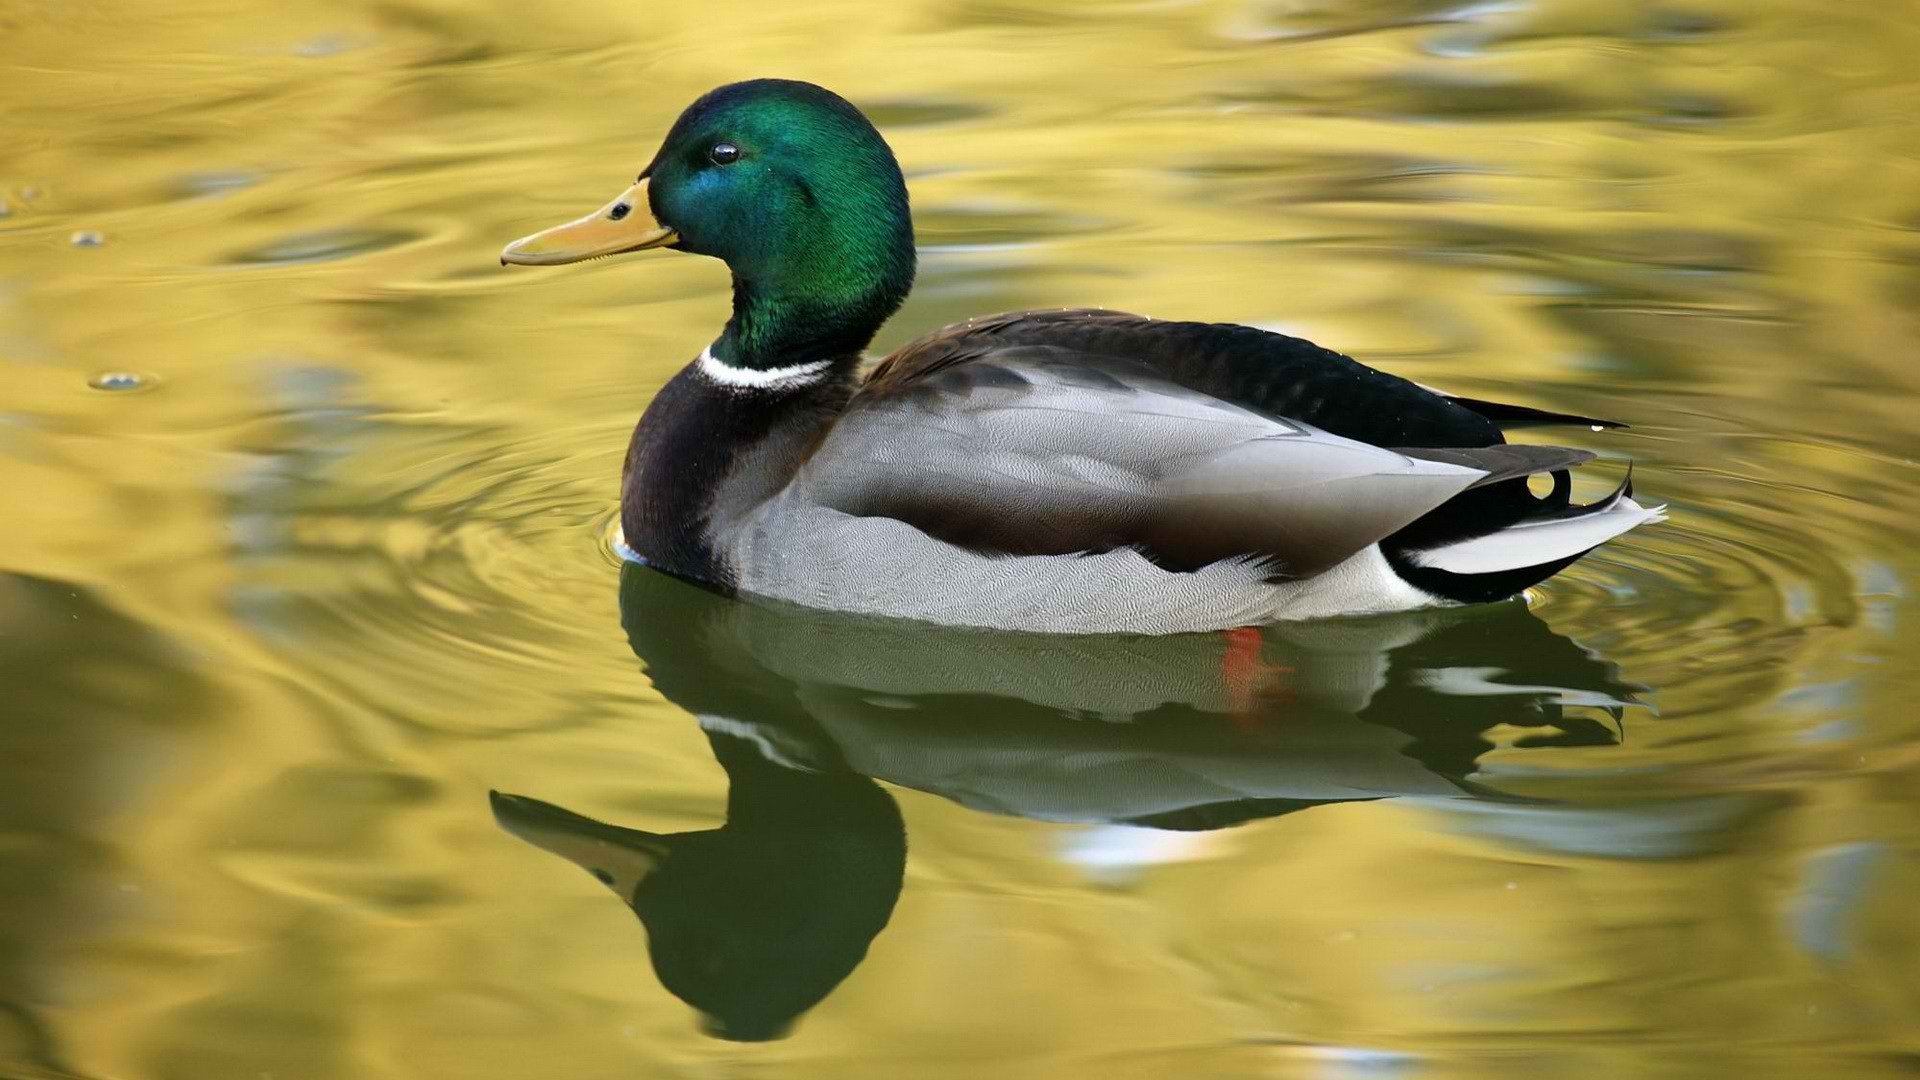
(490, 729), (901, 1042)
(491, 562), (1642, 1040)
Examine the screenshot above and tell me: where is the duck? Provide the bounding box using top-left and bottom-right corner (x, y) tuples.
(501, 78), (1664, 634)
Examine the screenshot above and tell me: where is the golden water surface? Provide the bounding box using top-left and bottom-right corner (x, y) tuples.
(5, 1), (1920, 1077)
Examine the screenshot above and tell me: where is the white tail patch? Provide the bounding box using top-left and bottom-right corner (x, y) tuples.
(1411, 496), (1668, 575)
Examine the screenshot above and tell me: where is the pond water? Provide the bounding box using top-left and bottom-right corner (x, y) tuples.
(4, 1), (1920, 1077)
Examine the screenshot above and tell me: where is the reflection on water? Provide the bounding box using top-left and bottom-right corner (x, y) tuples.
(4, 0), (1920, 1076)
(494, 565), (1653, 1041)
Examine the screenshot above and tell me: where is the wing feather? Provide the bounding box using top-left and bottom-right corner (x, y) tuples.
(801, 348), (1492, 576)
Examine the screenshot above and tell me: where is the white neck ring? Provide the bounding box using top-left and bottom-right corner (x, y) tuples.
(696, 346), (834, 391)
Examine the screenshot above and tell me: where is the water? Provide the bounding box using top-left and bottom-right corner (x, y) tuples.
(4, 1), (1919, 1076)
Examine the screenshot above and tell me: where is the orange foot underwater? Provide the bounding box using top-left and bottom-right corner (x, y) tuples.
(1221, 626), (1295, 723)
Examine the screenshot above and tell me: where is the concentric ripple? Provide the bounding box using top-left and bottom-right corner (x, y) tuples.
(222, 374), (647, 736)
(1502, 376), (1920, 777)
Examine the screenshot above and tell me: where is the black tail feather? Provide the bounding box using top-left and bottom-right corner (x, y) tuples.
(1442, 395), (1628, 431)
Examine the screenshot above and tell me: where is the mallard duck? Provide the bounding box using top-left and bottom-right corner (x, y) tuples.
(502, 79), (1663, 633)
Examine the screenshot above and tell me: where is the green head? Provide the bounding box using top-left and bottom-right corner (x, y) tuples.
(502, 80), (916, 368)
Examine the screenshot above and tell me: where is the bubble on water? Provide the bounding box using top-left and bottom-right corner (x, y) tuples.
(71, 230), (105, 248)
(89, 371), (152, 392)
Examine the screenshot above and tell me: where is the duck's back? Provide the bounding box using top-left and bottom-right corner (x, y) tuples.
(864, 309), (1507, 451)
(861, 307), (1652, 601)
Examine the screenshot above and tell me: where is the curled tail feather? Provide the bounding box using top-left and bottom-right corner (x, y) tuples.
(1384, 466), (1665, 603)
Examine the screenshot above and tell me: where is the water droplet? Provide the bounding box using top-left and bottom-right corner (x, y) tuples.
(1590, 424), (1605, 432)
(89, 371), (150, 392)
(70, 230), (104, 248)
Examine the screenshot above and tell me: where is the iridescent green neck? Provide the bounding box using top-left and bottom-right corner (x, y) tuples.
(712, 236), (915, 370)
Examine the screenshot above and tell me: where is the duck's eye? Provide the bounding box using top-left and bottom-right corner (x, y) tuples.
(709, 142), (742, 166)
(608, 203), (631, 221)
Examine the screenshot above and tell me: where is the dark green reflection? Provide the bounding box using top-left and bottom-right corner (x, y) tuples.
(491, 724), (902, 1043)
(493, 563), (1643, 1040)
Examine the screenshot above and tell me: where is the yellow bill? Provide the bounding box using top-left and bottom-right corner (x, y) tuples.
(500, 179), (678, 266)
